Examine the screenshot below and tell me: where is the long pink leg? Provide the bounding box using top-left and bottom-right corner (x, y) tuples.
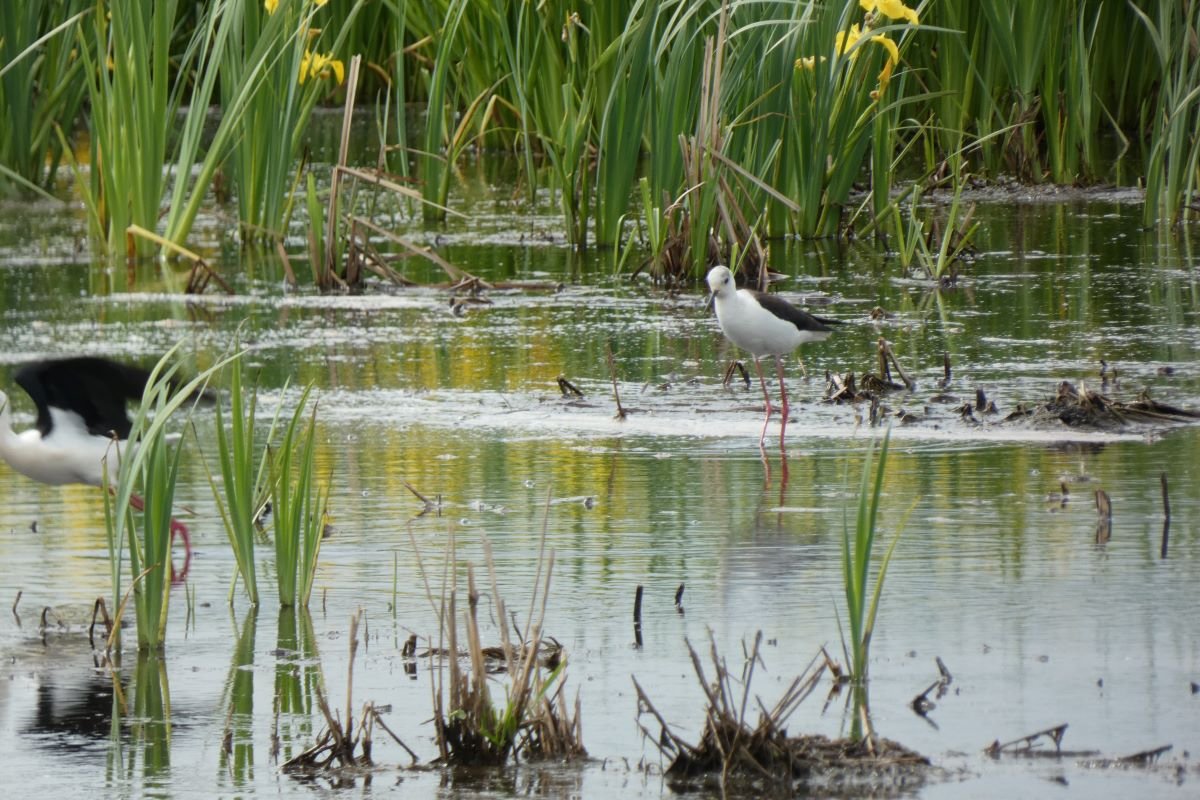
(776, 356), (790, 448)
(753, 357), (773, 447)
(126, 492), (192, 582)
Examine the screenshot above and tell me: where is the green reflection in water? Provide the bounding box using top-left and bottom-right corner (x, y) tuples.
(106, 654), (172, 789)
(274, 607), (323, 765)
(218, 609), (257, 788)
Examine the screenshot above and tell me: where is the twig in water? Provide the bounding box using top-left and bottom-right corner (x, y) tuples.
(940, 352), (951, 387)
(1160, 472), (1170, 559)
(910, 657), (953, 718)
(1118, 744), (1173, 765)
(367, 704), (419, 765)
(674, 583), (685, 614)
(402, 480), (441, 516)
(985, 723), (1069, 757)
(633, 585), (644, 647)
(722, 360), (751, 389)
(607, 344), (627, 419)
(877, 338), (916, 391)
(556, 376), (584, 398)
(88, 597), (113, 651)
(1094, 490), (1113, 544)
(11, 590), (21, 625)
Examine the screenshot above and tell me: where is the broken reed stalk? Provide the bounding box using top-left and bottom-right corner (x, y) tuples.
(606, 342), (627, 419)
(1094, 489), (1113, 544)
(633, 584), (644, 647)
(877, 338), (915, 391)
(1160, 472), (1170, 559)
(985, 723), (1069, 756)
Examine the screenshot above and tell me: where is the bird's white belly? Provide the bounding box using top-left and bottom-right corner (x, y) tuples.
(716, 299), (807, 356)
(5, 429), (117, 486)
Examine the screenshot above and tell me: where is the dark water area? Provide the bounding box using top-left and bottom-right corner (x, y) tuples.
(1, 181), (1199, 798)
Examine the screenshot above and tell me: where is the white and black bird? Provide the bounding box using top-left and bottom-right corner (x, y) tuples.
(706, 265), (840, 447)
(0, 356), (193, 557)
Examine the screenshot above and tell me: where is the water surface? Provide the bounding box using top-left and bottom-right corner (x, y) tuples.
(1, 193), (1199, 798)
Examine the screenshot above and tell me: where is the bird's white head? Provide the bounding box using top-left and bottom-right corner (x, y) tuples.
(706, 265), (735, 298)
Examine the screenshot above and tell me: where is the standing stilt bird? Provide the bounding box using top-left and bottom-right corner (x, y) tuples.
(706, 265), (840, 447)
(0, 356), (194, 558)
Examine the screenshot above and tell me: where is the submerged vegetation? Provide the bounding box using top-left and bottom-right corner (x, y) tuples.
(2, 0), (1199, 279)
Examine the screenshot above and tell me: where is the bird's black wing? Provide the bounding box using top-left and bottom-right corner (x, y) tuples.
(14, 357), (153, 440)
(750, 291), (838, 333)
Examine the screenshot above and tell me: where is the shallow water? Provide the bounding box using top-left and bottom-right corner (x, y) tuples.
(1, 191), (1199, 798)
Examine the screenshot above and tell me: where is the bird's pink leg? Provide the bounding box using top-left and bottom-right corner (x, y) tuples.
(776, 356), (790, 448)
(125, 492), (192, 583)
(169, 518), (192, 584)
(754, 357), (773, 447)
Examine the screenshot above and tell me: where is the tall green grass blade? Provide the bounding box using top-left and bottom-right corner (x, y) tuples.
(105, 345), (238, 651)
(269, 386), (327, 608)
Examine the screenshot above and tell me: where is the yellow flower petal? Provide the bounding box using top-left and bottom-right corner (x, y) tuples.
(872, 59), (896, 100)
(871, 34), (899, 67)
(264, 0), (279, 14)
(315, 0), (329, 6)
(876, 0), (919, 25)
(328, 58), (345, 84)
(835, 24), (863, 59)
(299, 49), (312, 84)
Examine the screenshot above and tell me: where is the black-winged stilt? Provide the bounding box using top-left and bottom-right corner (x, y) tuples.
(0, 356), (193, 562)
(706, 265), (840, 447)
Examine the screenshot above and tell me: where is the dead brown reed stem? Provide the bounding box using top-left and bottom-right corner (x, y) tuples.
(283, 608), (418, 773)
(427, 493), (583, 765)
(1160, 472), (1170, 559)
(635, 633), (828, 788)
(606, 343), (627, 419)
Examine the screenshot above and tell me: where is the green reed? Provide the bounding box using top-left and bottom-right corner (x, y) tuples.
(208, 353), (286, 607)
(17, 0), (1200, 262)
(0, 2), (88, 195)
(220, 0), (362, 244)
(74, 0), (183, 253)
(270, 385), (327, 608)
(104, 348), (231, 652)
(1135, 0), (1200, 226)
(839, 428), (904, 738)
(418, 0), (469, 221)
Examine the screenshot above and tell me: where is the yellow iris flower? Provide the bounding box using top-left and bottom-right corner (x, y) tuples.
(859, 0), (919, 26)
(299, 49), (345, 85)
(267, 0), (329, 14)
(834, 24), (899, 67)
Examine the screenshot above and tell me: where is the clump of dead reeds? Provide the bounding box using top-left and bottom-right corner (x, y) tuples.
(420, 512), (584, 765)
(635, 632), (927, 795)
(1005, 381), (1200, 430)
(282, 610), (417, 774)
